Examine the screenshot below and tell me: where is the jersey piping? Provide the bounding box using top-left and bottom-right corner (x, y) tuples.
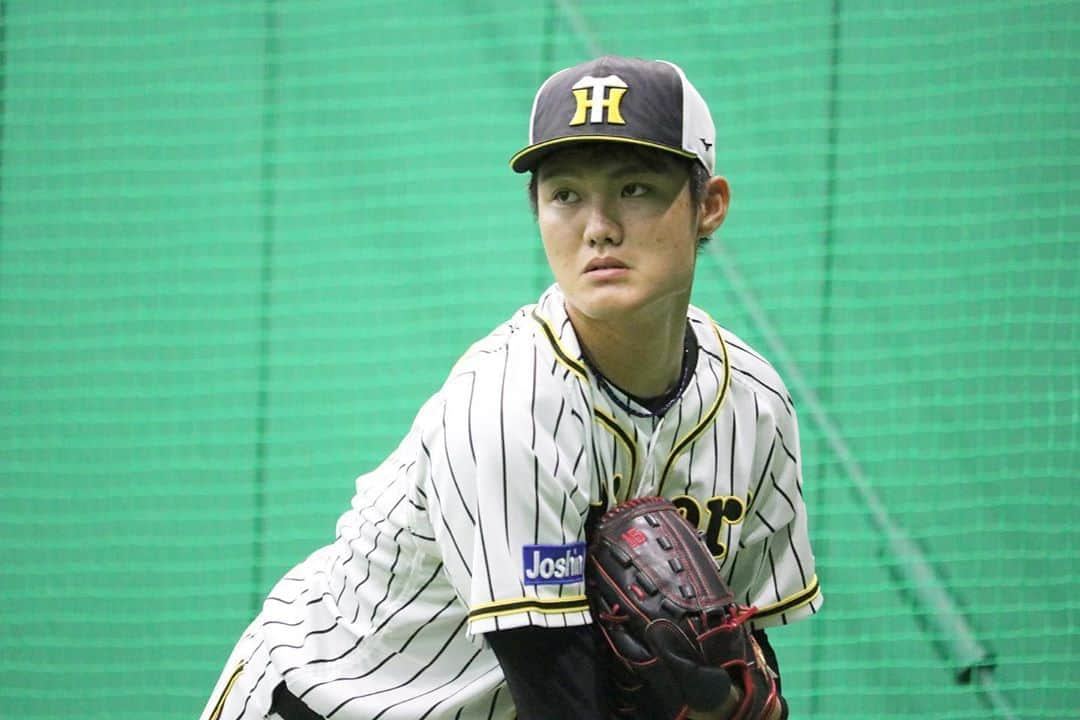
(656, 323), (731, 494)
(594, 408), (638, 485)
(468, 595), (591, 623)
(531, 308), (733, 500)
(530, 309), (587, 380)
(207, 661), (244, 720)
(752, 575), (821, 621)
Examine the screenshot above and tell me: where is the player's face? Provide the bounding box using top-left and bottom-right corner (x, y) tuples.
(535, 146), (728, 326)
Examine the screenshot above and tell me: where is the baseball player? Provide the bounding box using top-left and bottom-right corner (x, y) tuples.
(201, 55), (822, 720)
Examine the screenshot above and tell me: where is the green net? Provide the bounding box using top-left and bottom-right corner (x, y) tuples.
(1, 1), (1076, 718)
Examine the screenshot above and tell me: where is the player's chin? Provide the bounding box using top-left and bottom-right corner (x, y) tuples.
(570, 285), (647, 320)
(574, 275), (690, 316)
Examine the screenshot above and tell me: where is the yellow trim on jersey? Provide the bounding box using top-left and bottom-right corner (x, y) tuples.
(531, 309), (588, 381)
(468, 594), (590, 623)
(657, 323), (731, 493)
(207, 661), (244, 720)
(753, 575), (821, 621)
(595, 409), (638, 496)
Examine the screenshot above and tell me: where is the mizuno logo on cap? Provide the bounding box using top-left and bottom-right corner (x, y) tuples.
(569, 74), (628, 126)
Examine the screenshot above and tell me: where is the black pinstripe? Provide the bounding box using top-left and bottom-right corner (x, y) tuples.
(530, 344), (540, 543)
(423, 437), (472, 578)
(442, 403), (475, 527)
(232, 639), (270, 720)
(326, 618), (474, 718)
(295, 591), (456, 701)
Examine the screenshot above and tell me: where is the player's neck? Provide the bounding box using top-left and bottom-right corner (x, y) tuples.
(569, 303), (689, 400)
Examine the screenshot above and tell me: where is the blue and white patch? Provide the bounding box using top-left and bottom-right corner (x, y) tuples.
(522, 541), (586, 586)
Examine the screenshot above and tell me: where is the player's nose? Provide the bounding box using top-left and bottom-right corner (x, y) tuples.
(583, 199), (623, 248)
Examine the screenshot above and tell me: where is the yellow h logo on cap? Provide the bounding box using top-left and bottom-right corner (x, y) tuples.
(569, 75), (628, 126)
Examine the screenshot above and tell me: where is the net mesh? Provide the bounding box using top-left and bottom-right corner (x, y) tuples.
(1, 1), (1076, 717)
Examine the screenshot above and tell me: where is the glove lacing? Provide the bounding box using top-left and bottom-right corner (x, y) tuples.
(719, 604), (758, 630)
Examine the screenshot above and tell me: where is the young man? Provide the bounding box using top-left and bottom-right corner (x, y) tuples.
(201, 55), (821, 720)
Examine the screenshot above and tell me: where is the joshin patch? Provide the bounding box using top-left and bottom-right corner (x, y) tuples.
(522, 541), (586, 586)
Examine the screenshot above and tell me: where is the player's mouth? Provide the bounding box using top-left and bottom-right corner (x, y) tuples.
(584, 256), (630, 279)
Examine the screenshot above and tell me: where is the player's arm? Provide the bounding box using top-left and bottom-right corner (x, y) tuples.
(488, 627), (778, 719)
(733, 393), (822, 629)
(753, 629), (782, 695)
(421, 347), (605, 705)
(486, 625), (607, 719)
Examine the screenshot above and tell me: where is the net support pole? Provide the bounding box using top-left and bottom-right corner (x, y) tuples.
(706, 243), (1017, 720)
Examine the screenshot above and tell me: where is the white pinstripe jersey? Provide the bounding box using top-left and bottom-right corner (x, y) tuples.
(258, 284), (822, 719)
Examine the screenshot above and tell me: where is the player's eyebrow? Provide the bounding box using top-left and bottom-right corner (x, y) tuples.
(539, 158), (670, 183)
(607, 160), (667, 178)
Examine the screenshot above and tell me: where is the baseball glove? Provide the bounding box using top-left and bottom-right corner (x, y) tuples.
(586, 497), (785, 720)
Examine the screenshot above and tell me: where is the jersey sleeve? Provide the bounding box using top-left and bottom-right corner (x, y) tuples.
(730, 392), (823, 630)
(418, 337), (597, 640)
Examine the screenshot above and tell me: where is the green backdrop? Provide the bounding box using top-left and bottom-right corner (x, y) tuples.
(1, 1), (1076, 718)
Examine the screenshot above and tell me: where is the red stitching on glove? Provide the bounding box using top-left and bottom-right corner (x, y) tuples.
(721, 604), (758, 631)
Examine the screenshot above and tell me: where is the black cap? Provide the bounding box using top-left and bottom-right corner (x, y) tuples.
(510, 55), (716, 174)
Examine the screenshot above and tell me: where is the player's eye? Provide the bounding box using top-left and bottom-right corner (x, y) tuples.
(552, 189), (579, 204)
(621, 182), (649, 198)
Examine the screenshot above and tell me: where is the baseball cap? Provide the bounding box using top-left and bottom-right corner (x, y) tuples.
(509, 55), (716, 175)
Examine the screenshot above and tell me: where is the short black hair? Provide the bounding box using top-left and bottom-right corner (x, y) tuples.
(525, 143), (714, 247)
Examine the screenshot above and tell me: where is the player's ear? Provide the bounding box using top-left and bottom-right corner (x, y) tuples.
(696, 176), (730, 238)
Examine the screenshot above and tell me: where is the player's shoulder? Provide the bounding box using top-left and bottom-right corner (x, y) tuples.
(414, 286), (587, 440)
(689, 305), (794, 418)
(447, 284), (586, 383)
(445, 305), (530, 378)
